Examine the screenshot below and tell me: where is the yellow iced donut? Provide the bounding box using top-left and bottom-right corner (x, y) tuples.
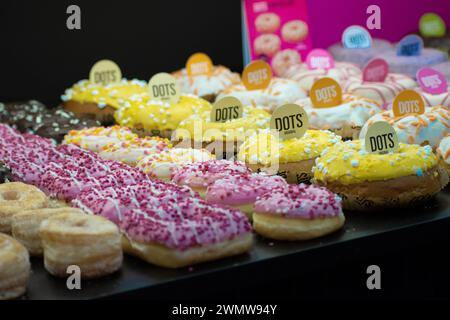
(238, 129), (341, 184)
(114, 94), (212, 139)
(313, 140), (449, 210)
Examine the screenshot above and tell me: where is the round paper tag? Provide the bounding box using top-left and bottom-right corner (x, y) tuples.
(306, 49), (335, 70)
(419, 13), (446, 38)
(242, 61), (272, 91)
(363, 58), (389, 82)
(270, 104), (308, 140)
(310, 77), (342, 108)
(364, 121), (399, 154)
(186, 52), (213, 78)
(211, 97), (243, 123)
(396, 35), (424, 57)
(392, 90), (425, 117)
(148, 73), (181, 104)
(342, 25), (372, 49)
(416, 67), (448, 95)
(89, 60), (122, 86)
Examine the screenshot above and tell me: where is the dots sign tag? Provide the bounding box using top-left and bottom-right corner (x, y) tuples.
(416, 67), (448, 95)
(148, 73), (181, 104)
(396, 35), (424, 57)
(365, 121), (399, 154)
(89, 60), (122, 86)
(419, 13), (446, 38)
(342, 25), (372, 49)
(392, 90), (425, 117)
(270, 104), (308, 140)
(242, 60), (272, 90)
(363, 58), (389, 82)
(211, 97), (243, 123)
(310, 77), (342, 108)
(186, 53), (213, 78)
(306, 49), (335, 70)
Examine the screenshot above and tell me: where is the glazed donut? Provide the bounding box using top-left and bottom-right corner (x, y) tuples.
(0, 100), (47, 133)
(253, 184), (345, 240)
(238, 129), (341, 184)
(360, 106), (450, 149)
(217, 78), (307, 113)
(63, 126), (138, 152)
(255, 13), (280, 33)
(11, 208), (84, 256)
(62, 79), (148, 124)
(437, 135), (450, 175)
(206, 173), (287, 219)
(0, 182), (48, 234)
(171, 160), (251, 197)
(40, 212), (123, 278)
(98, 136), (171, 166)
(281, 20), (308, 43)
(254, 34), (281, 58)
(283, 62), (362, 93)
(344, 73), (417, 107)
(0, 233), (30, 300)
(114, 94), (212, 139)
(313, 140), (449, 210)
(271, 49), (302, 77)
(296, 94), (382, 140)
(172, 65), (241, 102)
(137, 148), (215, 181)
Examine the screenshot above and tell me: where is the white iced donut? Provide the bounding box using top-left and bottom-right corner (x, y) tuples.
(271, 49), (302, 76)
(255, 13), (280, 33)
(254, 34), (281, 57)
(281, 20), (308, 43)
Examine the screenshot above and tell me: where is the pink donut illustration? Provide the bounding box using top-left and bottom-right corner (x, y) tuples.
(254, 34), (281, 57)
(282, 20), (309, 43)
(255, 13), (281, 33)
(271, 49), (301, 76)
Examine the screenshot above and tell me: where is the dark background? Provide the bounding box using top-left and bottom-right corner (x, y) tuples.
(0, 0), (244, 106)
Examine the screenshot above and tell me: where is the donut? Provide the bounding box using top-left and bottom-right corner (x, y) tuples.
(217, 78), (307, 113)
(63, 126), (138, 152)
(360, 106), (450, 149)
(238, 129), (341, 184)
(171, 160), (251, 197)
(0, 182), (48, 234)
(253, 184), (345, 240)
(172, 65), (241, 102)
(255, 13), (280, 33)
(174, 105), (271, 156)
(206, 173), (287, 219)
(62, 79), (148, 124)
(254, 34), (281, 58)
(415, 86), (450, 109)
(283, 62), (362, 93)
(344, 73), (417, 107)
(114, 94), (212, 139)
(137, 148), (215, 181)
(281, 20), (308, 43)
(296, 94), (382, 140)
(271, 49), (302, 77)
(98, 136), (171, 166)
(0, 233), (30, 300)
(313, 140), (449, 210)
(11, 208), (84, 256)
(437, 135), (450, 175)
(40, 212), (123, 278)
(329, 38), (393, 68)
(380, 48), (448, 79)
(0, 100), (47, 133)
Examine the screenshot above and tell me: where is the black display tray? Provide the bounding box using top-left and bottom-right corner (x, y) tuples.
(24, 188), (450, 300)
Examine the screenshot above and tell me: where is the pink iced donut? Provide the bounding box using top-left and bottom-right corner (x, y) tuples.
(271, 49), (302, 76)
(253, 184), (345, 240)
(254, 34), (281, 57)
(255, 13), (280, 33)
(206, 173), (287, 218)
(281, 20), (308, 43)
(171, 160), (251, 196)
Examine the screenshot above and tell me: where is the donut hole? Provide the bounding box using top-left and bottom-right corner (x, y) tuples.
(73, 220), (88, 228)
(2, 190), (20, 201)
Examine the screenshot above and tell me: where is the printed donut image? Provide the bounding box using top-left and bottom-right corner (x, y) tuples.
(281, 20), (309, 43)
(254, 34), (281, 57)
(271, 49), (301, 76)
(255, 12), (280, 33)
